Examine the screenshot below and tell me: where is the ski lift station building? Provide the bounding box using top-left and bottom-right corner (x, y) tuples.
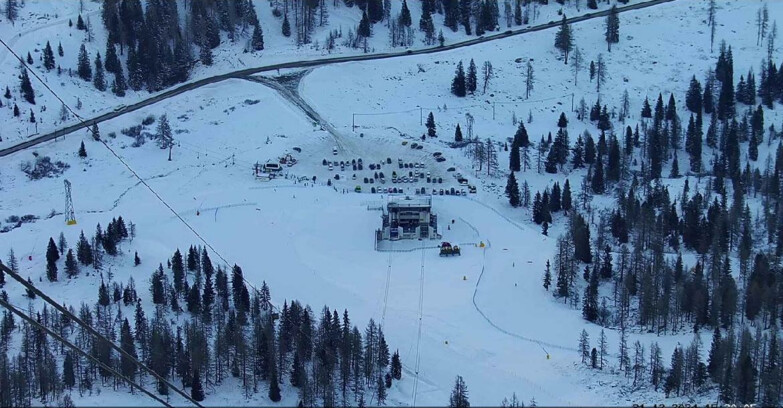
(377, 196), (440, 241)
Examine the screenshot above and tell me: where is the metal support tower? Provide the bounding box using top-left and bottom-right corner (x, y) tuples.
(64, 179), (76, 225)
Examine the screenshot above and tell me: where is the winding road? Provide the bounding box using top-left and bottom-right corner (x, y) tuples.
(0, 0), (676, 158)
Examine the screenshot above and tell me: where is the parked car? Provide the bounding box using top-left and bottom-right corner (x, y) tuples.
(436, 157), (446, 162)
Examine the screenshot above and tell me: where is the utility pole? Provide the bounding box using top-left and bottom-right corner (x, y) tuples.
(571, 93), (575, 112)
(419, 107), (423, 125)
(352, 113), (356, 130)
(492, 102), (496, 120)
(64, 179), (76, 225)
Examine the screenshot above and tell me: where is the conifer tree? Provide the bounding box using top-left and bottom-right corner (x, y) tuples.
(251, 24), (264, 51)
(104, 40), (120, 74)
(111, 65), (127, 97)
(46, 237), (59, 282)
(554, 15), (573, 64)
(505, 172), (521, 207)
(513, 121), (529, 147)
(78, 141), (87, 157)
(685, 76), (702, 113)
(400, 0), (412, 27)
(391, 350), (402, 379)
(76, 230), (93, 266)
(282, 13), (291, 37)
(449, 375), (469, 408)
(191, 369), (205, 401)
(509, 141), (520, 172)
(605, 5), (619, 52)
(172, 249), (185, 293)
(454, 123), (463, 142)
(451, 61), (466, 97)
(93, 52), (106, 91)
(19, 67), (34, 104)
(641, 97), (652, 118)
(63, 352), (75, 389)
(77, 44), (91, 81)
(466, 59), (477, 94)
(543, 260), (552, 291)
(43, 41), (55, 71)
(65, 249), (79, 278)
(591, 152), (605, 194)
(269, 366), (281, 402)
(426, 112), (437, 137)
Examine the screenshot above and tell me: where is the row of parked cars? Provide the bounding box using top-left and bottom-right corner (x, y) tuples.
(364, 187), (469, 195)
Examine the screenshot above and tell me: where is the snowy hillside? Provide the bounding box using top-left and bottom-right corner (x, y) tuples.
(0, 0), (635, 151)
(1, 0), (783, 407)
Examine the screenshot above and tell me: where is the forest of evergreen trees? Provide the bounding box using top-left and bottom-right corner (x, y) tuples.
(496, 15), (783, 403)
(0, 217), (403, 406)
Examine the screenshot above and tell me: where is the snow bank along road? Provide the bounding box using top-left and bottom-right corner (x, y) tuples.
(0, 0), (676, 158)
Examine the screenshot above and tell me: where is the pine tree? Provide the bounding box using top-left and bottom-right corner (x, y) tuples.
(63, 352), (75, 389)
(46, 237), (59, 282)
(605, 5), (619, 52)
(19, 67), (34, 104)
(505, 172), (521, 207)
(282, 13), (291, 37)
(65, 249), (79, 278)
(251, 24), (264, 51)
(111, 66), (127, 97)
(599, 329), (607, 370)
(543, 260), (552, 291)
(513, 121), (529, 147)
(268, 366), (281, 402)
(43, 41), (55, 71)
(134, 251), (140, 266)
(400, 0), (412, 27)
(684, 76), (702, 113)
(93, 53), (106, 91)
(391, 350), (402, 380)
(454, 124), (463, 142)
(426, 112), (437, 137)
(76, 231), (93, 266)
(509, 141), (520, 172)
(466, 59), (477, 94)
(57, 42), (64, 57)
(591, 153), (605, 194)
(449, 375), (469, 408)
(554, 15), (573, 64)
(191, 369), (205, 401)
(376, 374), (387, 405)
(578, 329), (590, 363)
(451, 61), (466, 97)
(150, 264), (167, 305)
(641, 97), (652, 118)
(77, 44), (91, 81)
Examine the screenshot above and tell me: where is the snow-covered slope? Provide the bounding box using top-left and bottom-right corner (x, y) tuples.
(0, 0), (641, 151)
(1, 0), (782, 406)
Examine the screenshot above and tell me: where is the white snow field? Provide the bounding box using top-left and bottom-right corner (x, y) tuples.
(1, 0), (783, 406)
(0, 82), (710, 407)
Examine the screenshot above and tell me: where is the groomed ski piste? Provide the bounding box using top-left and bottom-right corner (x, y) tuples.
(1, 0), (782, 406)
